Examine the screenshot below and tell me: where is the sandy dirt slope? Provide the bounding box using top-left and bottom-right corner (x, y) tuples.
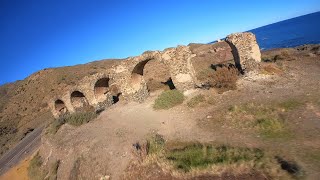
(0, 156), (30, 180)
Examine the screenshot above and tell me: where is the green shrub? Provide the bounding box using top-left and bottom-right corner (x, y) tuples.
(187, 94), (205, 108)
(153, 90), (185, 110)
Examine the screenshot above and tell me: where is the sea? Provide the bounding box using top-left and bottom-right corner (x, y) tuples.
(248, 11), (320, 50)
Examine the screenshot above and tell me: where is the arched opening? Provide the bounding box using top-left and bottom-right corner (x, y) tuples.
(131, 59), (151, 90)
(70, 91), (89, 109)
(54, 99), (68, 115)
(94, 78), (110, 100)
(131, 58), (176, 92)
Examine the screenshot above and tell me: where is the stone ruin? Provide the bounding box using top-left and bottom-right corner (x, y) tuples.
(48, 32), (261, 118)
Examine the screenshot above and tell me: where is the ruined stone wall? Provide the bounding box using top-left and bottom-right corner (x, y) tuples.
(49, 72), (114, 118)
(49, 32), (261, 117)
(161, 46), (198, 90)
(226, 32), (261, 71)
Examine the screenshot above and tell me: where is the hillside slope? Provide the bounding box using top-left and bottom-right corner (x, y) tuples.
(0, 59), (120, 155)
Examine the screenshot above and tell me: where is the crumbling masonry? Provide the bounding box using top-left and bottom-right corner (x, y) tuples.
(49, 32), (261, 118)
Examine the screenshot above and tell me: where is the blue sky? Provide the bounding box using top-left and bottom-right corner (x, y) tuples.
(0, 0), (319, 84)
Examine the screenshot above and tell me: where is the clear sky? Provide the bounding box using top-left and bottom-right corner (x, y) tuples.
(0, 0), (319, 85)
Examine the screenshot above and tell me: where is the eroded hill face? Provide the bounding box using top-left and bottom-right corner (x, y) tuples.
(0, 59), (119, 155)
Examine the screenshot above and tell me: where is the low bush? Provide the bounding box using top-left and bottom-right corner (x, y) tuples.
(64, 111), (97, 126)
(210, 66), (238, 92)
(48, 111), (97, 134)
(153, 90), (185, 110)
(187, 94), (205, 108)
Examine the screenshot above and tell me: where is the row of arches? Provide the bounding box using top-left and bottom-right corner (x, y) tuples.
(51, 32), (260, 118)
(54, 77), (114, 116)
(53, 57), (178, 117)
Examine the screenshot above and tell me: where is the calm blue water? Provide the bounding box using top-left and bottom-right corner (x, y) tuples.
(249, 11), (320, 50)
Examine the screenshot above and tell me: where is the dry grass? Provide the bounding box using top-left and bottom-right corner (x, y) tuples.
(228, 103), (293, 139)
(278, 99), (303, 111)
(197, 66), (239, 93)
(146, 78), (170, 92)
(187, 94), (206, 108)
(260, 64), (283, 75)
(153, 90), (185, 110)
(166, 143), (264, 172)
(210, 66), (238, 93)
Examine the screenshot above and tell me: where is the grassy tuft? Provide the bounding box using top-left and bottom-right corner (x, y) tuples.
(166, 143), (264, 172)
(278, 99), (303, 111)
(48, 111), (97, 134)
(137, 136), (299, 179)
(255, 118), (291, 139)
(187, 94), (205, 108)
(228, 103), (292, 139)
(153, 90), (185, 110)
(64, 111), (97, 126)
(147, 134), (165, 154)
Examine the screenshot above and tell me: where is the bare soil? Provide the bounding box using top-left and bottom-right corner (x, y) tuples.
(0, 156), (30, 180)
